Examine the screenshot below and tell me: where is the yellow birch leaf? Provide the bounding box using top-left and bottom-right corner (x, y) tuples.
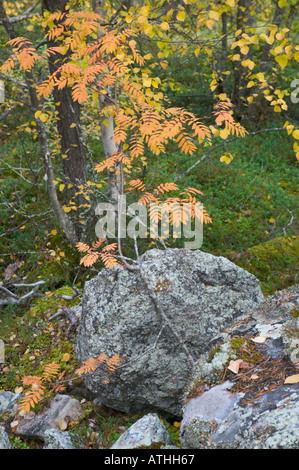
(39, 113), (48, 122)
(292, 130), (299, 140)
(63, 353), (71, 362)
(206, 19), (214, 30)
(143, 78), (152, 87)
(218, 93), (227, 101)
(219, 128), (230, 139)
(160, 22), (170, 31)
(70, 123), (76, 128)
(177, 10), (186, 22)
(275, 54), (288, 68)
(220, 154), (233, 164)
(209, 10), (220, 21)
(240, 45), (249, 55)
(51, 229), (57, 236)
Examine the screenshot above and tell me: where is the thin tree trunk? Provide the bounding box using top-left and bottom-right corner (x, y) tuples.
(0, 0), (78, 245)
(232, 0), (256, 118)
(260, 0), (286, 74)
(92, 1), (121, 205)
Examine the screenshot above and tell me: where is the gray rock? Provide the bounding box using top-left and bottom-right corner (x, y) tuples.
(211, 384), (299, 449)
(76, 248), (263, 416)
(43, 428), (76, 449)
(16, 394), (83, 440)
(0, 426), (12, 449)
(180, 381), (241, 448)
(0, 391), (22, 416)
(110, 413), (174, 449)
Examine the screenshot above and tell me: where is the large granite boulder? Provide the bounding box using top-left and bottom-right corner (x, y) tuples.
(76, 248), (264, 416)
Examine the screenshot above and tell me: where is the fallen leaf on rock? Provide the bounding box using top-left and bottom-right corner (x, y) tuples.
(10, 420), (19, 432)
(251, 336), (266, 343)
(58, 418), (68, 431)
(250, 374), (259, 380)
(228, 359), (243, 374)
(284, 374), (299, 384)
(239, 361), (252, 370)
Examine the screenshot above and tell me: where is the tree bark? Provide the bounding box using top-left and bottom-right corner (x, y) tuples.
(0, 0), (78, 244)
(232, 0), (256, 118)
(42, 0), (87, 191)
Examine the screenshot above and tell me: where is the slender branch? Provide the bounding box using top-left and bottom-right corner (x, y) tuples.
(0, 73), (29, 89)
(0, 210), (54, 238)
(0, 104), (19, 122)
(0, 0), (40, 25)
(12, 281), (45, 288)
(174, 127), (287, 183)
(0, 281), (44, 306)
(49, 305), (80, 337)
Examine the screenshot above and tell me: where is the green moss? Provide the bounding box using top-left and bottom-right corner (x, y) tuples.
(135, 441), (167, 449)
(290, 308), (299, 319)
(29, 286), (80, 316)
(225, 235), (299, 295)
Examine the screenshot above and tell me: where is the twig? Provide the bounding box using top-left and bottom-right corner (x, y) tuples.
(0, 104), (19, 122)
(0, 281), (44, 306)
(0, 210), (53, 238)
(0, 0), (40, 24)
(49, 305), (80, 338)
(12, 280), (45, 288)
(174, 127), (288, 183)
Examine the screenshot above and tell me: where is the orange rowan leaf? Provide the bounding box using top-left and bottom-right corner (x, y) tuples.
(80, 252), (99, 267)
(76, 242), (91, 253)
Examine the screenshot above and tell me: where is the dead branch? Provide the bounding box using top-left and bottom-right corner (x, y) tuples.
(49, 305), (80, 337)
(0, 281), (45, 306)
(0, 0), (40, 25)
